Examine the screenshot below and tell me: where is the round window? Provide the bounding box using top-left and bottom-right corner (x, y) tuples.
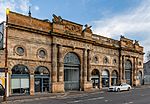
(16, 47), (24, 56)
(38, 49), (46, 58)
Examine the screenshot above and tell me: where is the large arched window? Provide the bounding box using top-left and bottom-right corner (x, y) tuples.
(64, 52), (80, 65)
(11, 65), (29, 95)
(64, 52), (80, 91)
(125, 60), (132, 85)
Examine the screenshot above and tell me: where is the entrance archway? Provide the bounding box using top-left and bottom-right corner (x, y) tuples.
(11, 65), (29, 95)
(64, 52), (80, 91)
(138, 71), (143, 85)
(102, 70), (109, 87)
(125, 60), (132, 85)
(91, 69), (100, 88)
(34, 66), (50, 93)
(111, 70), (118, 86)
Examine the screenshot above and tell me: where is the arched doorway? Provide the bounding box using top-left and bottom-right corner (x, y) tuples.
(102, 70), (109, 87)
(91, 69), (100, 88)
(11, 65), (29, 95)
(138, 71), (143, 85)
(34, 66), (50, 93)
(111, 70), (118, 86)
(125, 60), (132, 85)
(64, 52), (80, 91)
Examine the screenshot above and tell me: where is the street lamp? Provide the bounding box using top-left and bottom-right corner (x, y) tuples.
(3, 8), (9, 102)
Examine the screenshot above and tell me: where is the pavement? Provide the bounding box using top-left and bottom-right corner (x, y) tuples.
(1, 85), (150, 104)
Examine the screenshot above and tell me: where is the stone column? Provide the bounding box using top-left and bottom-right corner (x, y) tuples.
(58, 45), (64, 82)
(133, 57), (138, 86)
(83, 48), (92, 91)
(30, 71), (34, 96)
(119, 55), (122, 83)
(133, 57), (136, 81)
(87, 49), (91, 81)
(51, 43), (58, 92)
(56, 45), (64, 92)
(122, 55), (125, 80)
(99, 72), (102, 89)
(83, 49), (87, 83)
(109, 72), (111, 87)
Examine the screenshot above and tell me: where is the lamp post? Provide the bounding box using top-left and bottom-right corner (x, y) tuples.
(3, 8), (9, 102)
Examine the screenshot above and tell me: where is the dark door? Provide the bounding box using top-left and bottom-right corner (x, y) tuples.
(0, 84), (4, 96)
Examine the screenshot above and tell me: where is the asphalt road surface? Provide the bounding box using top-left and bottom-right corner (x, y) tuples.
(2, 86), (150, 104)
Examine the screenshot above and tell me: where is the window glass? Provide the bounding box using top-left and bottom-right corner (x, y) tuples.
(39, 49), (46, 58)
(16, 47), (24, 56)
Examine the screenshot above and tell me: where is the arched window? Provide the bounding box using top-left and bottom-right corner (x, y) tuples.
(64, 52), (80, 90)
(113, 59), (117, 64)
(35, 66), (49, 75)
(125, 60), (132, 69)
(102, 70), (109, 87)
(111, 70), (118, 86)
(104, 57), (109, 64)
(125, 60), (132, 85)
(12, 65), (29, 74)
(34, 66), (50, 93)
(91, 69), (100, 88)
(64, 52), (80, 65)
(11, 65), (29, 95)
(93, 56), (98, 63)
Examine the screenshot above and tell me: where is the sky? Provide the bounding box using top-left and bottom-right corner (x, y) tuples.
(0, 0), (150, 61)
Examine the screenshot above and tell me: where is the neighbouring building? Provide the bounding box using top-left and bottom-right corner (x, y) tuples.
(0, 10), (144, 96)
(144, 60), (150, 84)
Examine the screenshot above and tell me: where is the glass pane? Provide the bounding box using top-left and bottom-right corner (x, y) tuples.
(64, 53), (80, 64)
(21, 78), (29, 88)
(12, 65), (29, 74)
(43, 78), (49, 92)
(35, 66), (49, 75)
(35, 78), (41, 92)
(11, 78), (20, 89)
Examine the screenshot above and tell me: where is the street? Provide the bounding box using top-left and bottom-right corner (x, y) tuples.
(2, 86), (150, 104)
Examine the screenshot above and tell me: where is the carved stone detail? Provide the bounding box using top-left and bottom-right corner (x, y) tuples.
(52, 14), (63, 24)
(83, 24), (92, 34)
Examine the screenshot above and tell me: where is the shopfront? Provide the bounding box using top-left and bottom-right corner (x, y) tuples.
(34, 66), (50, 93)
(11, 65), (29, 95)
(111, 70), (118, 86)
(91, 69), (100, 88)
(102, 70), (109, 87)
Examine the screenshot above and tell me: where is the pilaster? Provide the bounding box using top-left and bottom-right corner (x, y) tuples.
(51, 43), (58, 92)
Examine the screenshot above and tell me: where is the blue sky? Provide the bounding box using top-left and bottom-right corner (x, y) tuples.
(0, 0), (150, 61)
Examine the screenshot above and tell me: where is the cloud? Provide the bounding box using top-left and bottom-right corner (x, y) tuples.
(0, 0), (30, 22)
(34, 6), (39, 11)
(92, 0), (150, 61)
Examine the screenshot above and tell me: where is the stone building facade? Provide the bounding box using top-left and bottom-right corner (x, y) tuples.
(0, 11), (144, 96)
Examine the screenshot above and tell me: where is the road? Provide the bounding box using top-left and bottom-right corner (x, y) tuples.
(2, 86), (150, 104)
